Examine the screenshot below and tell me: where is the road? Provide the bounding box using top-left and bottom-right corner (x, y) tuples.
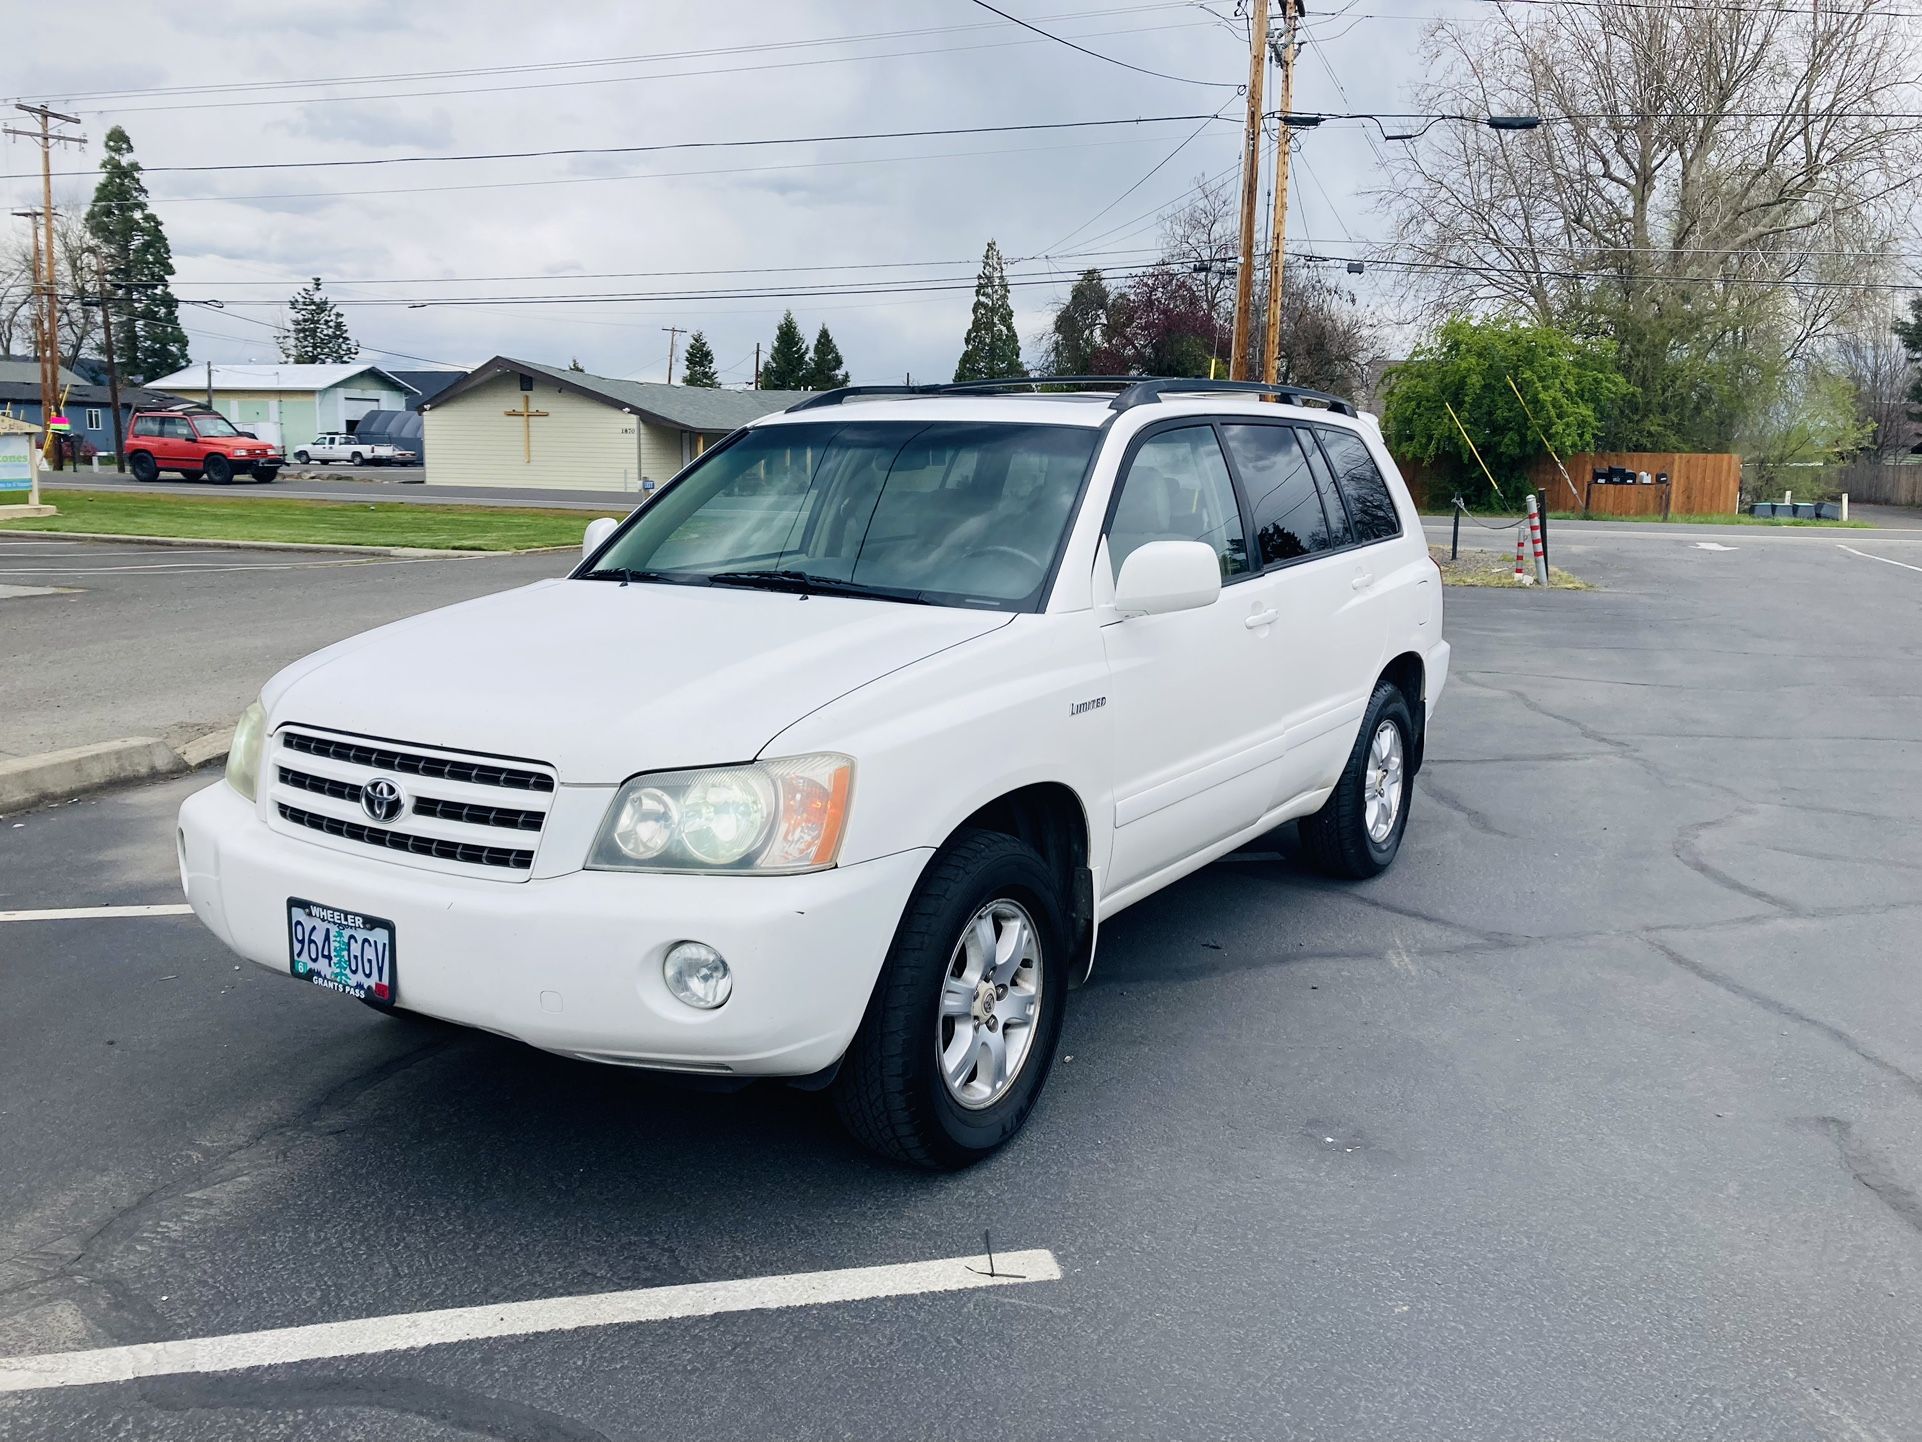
(38, 472), (649, 511)
(3, 524), (1922, 1437)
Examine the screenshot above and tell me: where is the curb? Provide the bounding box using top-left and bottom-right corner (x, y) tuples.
(0, 531), (504, 559)
(0, 727), (233, 816)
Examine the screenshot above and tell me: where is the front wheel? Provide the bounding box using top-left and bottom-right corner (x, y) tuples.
(293, 450), (310, 463)
(203, 454), (233, 485)
(834, 830), (1067, 1169)
(251, 466), (279, 483)
(1298, 681), (1415, 879)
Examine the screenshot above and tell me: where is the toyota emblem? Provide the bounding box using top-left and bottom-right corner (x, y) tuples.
(361, 777), (406, 824)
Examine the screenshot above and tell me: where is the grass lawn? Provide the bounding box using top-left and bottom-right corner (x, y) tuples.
(1431, 544), (1591, 590)
(0, 490), (607, 551)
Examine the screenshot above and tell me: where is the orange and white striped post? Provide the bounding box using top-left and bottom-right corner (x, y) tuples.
(1513, 526), (1531, 584)
(1525, 491), (1548, 586)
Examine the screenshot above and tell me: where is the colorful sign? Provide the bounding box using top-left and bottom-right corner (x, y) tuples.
(0, 433), (35, 493)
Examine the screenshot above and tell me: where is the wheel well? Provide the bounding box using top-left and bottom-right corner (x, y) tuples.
(952, 783), (1094, 980)
(1380, 651), (1427, 772)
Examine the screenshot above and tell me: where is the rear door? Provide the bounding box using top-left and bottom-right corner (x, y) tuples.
(1217, 420), (1390, 808)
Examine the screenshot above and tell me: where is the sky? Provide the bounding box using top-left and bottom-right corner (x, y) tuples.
(4, 0), (1475, 387)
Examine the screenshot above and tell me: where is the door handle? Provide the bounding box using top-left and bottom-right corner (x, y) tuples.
(1244, 608), (1280, 629)
(1350, 572), (1375, 591)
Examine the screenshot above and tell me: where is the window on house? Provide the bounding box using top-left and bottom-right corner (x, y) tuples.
(85, 408), (104, 432)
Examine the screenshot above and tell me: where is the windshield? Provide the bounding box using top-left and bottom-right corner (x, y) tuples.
(583, 420), (1099, 609)
(191, 414), (241, 438)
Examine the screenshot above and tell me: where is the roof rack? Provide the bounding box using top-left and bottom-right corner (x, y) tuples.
(782, 375), (1356, 417)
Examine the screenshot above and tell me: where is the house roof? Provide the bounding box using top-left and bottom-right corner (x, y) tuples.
(0, 381), (193, 411)
(143, 363), (417, 395)
(0, 360), (85, 389)
(426, 356), (807, 432)
(387, 369), (467, 407)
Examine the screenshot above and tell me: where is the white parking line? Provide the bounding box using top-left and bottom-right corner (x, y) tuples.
(0, 1249), (1061, 1393)
(0, 904), (194, 922)
(1838, 543), (1922, 574)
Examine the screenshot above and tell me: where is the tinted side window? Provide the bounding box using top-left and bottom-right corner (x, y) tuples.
(1298, 427), (1354, 549)
(1315, 428), (1400, 543)
(164, 418), (197, 440)
(1219, 423), (1342, 566)
(130, 416), (158, 437)
(1108, 425), (1250, 581)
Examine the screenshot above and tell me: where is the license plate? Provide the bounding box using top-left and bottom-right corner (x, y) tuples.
(287, 899), (397, 1006)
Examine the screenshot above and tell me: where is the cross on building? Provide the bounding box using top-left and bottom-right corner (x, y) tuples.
(504, 394), (550, 463)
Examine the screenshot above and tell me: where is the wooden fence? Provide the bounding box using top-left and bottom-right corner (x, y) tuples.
(1390, 451), (1742, 517)
(1833, 458), (1922, 507)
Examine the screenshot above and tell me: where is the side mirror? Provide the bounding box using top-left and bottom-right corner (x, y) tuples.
(1112, 540), (1222, 617)
(582, 516), (618, 561)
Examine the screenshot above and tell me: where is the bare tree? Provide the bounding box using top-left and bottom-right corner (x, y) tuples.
(1, 211), (102, 366)
(1835, 314), (1918, 456)
(1381, 0), (1922, 446)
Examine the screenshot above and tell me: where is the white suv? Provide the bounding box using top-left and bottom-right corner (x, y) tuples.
(179, 379), (1447, 1168)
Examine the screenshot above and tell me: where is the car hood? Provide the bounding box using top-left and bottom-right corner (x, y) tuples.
(264, 577), (1013, 782)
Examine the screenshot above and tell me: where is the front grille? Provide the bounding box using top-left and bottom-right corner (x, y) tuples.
(278, 804), (535, 870)
(281, 730), (554, 793)
(268, 728), (558, 879)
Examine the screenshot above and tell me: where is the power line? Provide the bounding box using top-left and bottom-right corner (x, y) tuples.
(1, 113), (1231, 182)
(1036, 102), (1241, 254)
(964, 0), (1238, 87)
(1470, 0), (1922, 19)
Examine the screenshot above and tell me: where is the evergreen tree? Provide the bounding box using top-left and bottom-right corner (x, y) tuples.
(679, 330), (720, 387)
(1043, 268), (1112, 375)
(954, 239), (1023, 382)
(760, 310), (811, 389)
(279, 277), (357, 364)
(84, 125), (190, 382)
(805, 324), (849, 390)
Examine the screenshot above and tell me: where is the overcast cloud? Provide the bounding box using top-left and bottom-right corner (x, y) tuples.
(5, 1), (1471, 385)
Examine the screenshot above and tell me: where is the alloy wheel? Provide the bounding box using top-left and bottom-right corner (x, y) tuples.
(936, 899), (1043, 1110)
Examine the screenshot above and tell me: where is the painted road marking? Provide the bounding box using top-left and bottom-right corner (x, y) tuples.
(0, 584), (78, 599)
(1692, 542), (1737, 551)
(1838, 544), (1922, 574)
(0, 1249), (1062, 1393)
(0, 904), (194, 923)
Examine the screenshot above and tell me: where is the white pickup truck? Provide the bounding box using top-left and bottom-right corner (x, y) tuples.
(292, 432), (416, 466)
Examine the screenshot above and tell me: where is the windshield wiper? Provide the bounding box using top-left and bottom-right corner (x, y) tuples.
(705, 569), (932, 604)
(583, 567), (709, 587)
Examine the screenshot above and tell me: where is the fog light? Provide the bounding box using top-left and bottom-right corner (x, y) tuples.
(663, 941), (731, 1009)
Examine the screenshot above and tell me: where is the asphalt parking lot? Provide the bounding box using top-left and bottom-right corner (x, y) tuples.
(3, 524), (1921, 1438)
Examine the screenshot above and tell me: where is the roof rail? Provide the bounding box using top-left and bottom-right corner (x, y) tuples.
(781, 375), (1357, 416)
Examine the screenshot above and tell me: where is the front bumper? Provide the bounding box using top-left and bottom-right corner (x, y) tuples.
(178, 781), (928, 1076)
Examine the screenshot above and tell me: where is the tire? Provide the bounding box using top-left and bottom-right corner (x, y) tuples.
(128, 451), (159, 483)
(293, 450), (310, 463)
(1298, 681), (1415, 880)
(203, 454), (233, 485)
(252, 466), (279, 483)
(350, 452), (364, 465)
(833, 829), (1068, 1169)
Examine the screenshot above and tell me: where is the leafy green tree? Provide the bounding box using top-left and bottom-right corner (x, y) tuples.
(1043, 269), (1111, 375)
(679, 331), (719, 387)
(805, 324), (848, 390)
(83, 125), (190, 382)
(1381, 316), (1628, 507)
(954, 240), (1023, 381)
(760, 310), (811, 389)
(1740, 362), (1874, 491)
(278, 278), (357, 364)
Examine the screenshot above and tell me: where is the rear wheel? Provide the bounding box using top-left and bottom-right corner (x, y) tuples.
(1298, 681), (1415, 879)
(834, 830), (1067, 1169)
(128, 451), (158, 482)
(350, 451), (364, 465)
(203, 454), (233, 485)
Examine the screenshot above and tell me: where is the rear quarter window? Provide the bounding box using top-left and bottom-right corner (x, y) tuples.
(1315, 428), (1402, 544)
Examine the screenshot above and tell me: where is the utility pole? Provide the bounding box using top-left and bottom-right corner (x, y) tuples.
(1228, 0), (1269, 380)
(753, 342), (761, 391)
(661, 325), (686, 385)
(4, 104), (86, 455)
(1261, 0), (1302, 384)
(94, 253), (125, 471)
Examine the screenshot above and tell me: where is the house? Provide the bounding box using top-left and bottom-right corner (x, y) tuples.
(0, 359), (186, 460)
(142, 363), (416, 453)
(387, 369), (469, 411)
(421, 356), (806, 491)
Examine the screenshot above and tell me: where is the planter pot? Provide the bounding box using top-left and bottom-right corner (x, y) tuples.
(1750, 502), (1777, 517)
(1814, 502), (1840, 520)
(1792, 502), (1816, 518)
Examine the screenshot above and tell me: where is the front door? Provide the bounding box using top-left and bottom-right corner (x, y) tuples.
(1100, 421), (1280, 895)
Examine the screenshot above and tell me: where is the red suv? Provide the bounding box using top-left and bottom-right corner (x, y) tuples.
(126, 406), (283, 484)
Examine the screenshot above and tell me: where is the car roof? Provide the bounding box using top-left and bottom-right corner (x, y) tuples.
(749, 390), (1370, 433)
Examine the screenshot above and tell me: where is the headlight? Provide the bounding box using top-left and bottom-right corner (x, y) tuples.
(225, 701), (267, 801)
(589, 754), (852, 873)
